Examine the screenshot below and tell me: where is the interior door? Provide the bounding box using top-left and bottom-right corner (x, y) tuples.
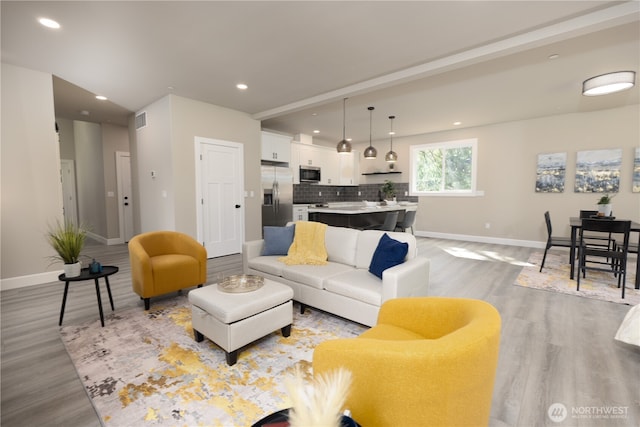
(198, 138), (244, 257)
(116, 152), (134, 242)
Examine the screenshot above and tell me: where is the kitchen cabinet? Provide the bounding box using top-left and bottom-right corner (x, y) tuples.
(290, 143), (360, 186)
(338, 151), (359, 186)
(261, 131), (291, 163)
(292, 205), (309, 221)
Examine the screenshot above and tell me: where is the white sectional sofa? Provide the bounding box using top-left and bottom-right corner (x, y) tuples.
(243, 225), (430, 327)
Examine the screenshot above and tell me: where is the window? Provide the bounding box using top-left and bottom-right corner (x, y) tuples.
(410, 138), (478, 196)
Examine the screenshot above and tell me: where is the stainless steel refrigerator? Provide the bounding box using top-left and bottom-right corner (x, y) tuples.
(261, 165), (293, 227)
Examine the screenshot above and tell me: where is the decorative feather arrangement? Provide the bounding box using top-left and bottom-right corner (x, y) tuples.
(285, 366), (352, 427)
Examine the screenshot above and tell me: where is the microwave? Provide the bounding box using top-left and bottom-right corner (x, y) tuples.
(300, 165), (321, 183)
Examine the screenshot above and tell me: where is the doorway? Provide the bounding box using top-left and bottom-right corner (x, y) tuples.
(60, 159), (78, 224)
(116, 151), (134, 243)
(195, 137), (244, 258)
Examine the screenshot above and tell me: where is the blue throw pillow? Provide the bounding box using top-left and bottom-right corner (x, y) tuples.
(368, 233), (409, 279)
(262, 225), (295, 256)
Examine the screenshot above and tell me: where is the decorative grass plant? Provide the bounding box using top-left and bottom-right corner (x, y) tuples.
(47, 219), (87, 265)
(285, 366), (352, 427)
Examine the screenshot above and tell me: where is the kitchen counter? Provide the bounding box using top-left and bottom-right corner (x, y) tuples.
(308, 202), (417, 229)
(308, 202), (417, 214)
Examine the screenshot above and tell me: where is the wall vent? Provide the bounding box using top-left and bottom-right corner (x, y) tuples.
(135, 112), (147, 130)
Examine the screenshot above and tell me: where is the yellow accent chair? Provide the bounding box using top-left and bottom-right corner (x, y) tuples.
(129, 231), (207, 310)
(312, 297), (501, 427)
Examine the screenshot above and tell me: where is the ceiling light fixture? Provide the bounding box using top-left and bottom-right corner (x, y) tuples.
(364, 106), (377, 159)
(336, 98), (351, 153)
(582, 71), (635, 96)
(38, 17), (60, 29)
(95, 95), (107, 101)
(236, 83), (248, 90)
(385, 116), (398, 163)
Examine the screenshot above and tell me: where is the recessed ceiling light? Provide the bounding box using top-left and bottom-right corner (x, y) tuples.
(313, 130), (320, 134)
(453, 121), (462, 126)
(95, 95), (108, 101)
(236, 83), (248, 90)
(582, 71), (636, 96)
(38, 17), (60, 29)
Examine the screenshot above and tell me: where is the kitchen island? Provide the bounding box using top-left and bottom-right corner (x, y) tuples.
(308, 202), (417, 229)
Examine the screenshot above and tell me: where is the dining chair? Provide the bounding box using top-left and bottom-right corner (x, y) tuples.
(577, 219), (631, 298)
(395, 209), (417, 234)
(579, 210), (616, 254)
(540, 211), (573, 272)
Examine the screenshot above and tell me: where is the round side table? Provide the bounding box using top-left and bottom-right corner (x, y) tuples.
(58, 266), (118, 327)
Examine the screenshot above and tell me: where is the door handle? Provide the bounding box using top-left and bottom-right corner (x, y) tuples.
(235, 204), (241, 208)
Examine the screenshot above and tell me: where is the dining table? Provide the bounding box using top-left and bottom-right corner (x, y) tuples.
(569, 216), (640, 289)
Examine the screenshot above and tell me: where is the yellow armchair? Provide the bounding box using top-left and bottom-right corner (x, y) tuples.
(313, 297), (501, 427)
(129, 231), (207, 310)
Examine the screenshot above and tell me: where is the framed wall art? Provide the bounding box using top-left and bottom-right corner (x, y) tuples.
(574, 148), (622, 193)
(535, 152), (566, 193)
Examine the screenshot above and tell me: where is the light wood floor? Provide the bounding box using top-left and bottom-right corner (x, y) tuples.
(1, 238), (638, 426)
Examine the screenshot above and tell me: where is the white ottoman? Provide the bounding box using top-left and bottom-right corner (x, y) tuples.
(188, 278), (293, 365)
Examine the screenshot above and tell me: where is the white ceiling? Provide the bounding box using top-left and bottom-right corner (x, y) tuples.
(2, 1), (638, 145)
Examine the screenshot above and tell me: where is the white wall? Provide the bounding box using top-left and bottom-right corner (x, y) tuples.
(1, 63), (62, 284)
(355, 104), (640, 244)
(131, 96), (175, 232)
(131, 94), (262, 240)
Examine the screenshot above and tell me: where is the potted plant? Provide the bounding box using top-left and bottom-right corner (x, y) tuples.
(381, 180), (396, 204)
(596, 193), (614, 217)
(47, 219), (87, 277)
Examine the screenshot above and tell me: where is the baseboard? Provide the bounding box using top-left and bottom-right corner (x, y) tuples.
(415, 230), (546, 249)
(1, 270), (61, 291)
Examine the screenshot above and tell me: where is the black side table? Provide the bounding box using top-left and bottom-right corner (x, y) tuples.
(58, 266), (118, 327)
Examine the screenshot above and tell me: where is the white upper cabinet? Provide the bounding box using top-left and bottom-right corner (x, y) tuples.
(290, 143), (360, 186)
(339, 151), (360, 186)
(261, 131), (291, 163)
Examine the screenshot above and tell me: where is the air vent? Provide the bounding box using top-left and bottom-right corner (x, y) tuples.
(135, 112), (147, 130)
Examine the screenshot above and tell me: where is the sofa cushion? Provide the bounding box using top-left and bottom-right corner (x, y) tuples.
(325, 226), (360, 266)
(247, 256), (286, 277)
(282, 262), (353, 290)
(262, 225), (295, 256)
(323, 270), (383, 306)
(369, 234), (409, 279)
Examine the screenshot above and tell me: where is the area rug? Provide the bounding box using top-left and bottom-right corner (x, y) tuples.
(515, 252), (639, 305)
(60, 295), (367, 426)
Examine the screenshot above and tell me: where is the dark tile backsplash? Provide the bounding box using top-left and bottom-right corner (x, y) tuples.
(293, 182), (418, 204)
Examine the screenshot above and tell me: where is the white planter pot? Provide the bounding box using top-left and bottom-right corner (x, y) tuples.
(597, 204), (612, 217)
(63, 261), (82, 278)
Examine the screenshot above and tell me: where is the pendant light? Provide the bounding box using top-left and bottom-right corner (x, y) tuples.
(385, 115), (398, 163)
(336, 98), (351, 153)
(363, 106), (377, 159)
